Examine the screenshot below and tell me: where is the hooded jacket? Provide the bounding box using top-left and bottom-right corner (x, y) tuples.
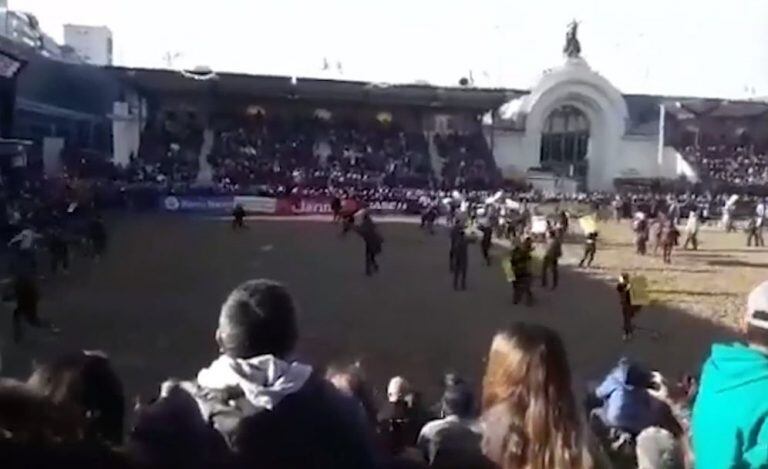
(133, 355), (377, 469)
(692, 343), (768, 468)
(594, 358), (664, 435)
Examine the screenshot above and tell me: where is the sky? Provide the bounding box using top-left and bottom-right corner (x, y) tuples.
(11, 0), (768, 99)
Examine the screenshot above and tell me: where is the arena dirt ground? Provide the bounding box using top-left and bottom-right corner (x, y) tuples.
(0, 214), (746, 407)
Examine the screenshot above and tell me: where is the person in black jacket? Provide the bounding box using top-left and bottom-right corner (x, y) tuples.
(88, 215), (107, 259)
(479, 224), (493, 266)
(510, 237), (534, 306)
(129, 279), (377, 469)
(450, 229), (473, 290)
(540, 229), (562, 290)
(617, 273), (641, 341)
(578, 232), (598, 268)
(355, 212), (383, 276)
(47, 228), (69, 275)
(331, 196), (342, 222)
(12, 274), (58, 343)
(232, 204), (246, 230)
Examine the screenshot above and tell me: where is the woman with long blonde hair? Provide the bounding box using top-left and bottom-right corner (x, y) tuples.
(481, 322), (599, 469)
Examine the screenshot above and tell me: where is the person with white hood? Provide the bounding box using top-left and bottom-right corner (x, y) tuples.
(129, 279), (376, 469)
(682, 209), (700, 250)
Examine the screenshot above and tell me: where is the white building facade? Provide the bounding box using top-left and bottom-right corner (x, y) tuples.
(485, 56), (692, 192)
(64, 24), (112, 66)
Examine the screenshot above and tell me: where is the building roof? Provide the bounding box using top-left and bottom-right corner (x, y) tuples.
(622, 94), (768, 136)
(0, 35), (118, 117)
(105, 66), (525, 111)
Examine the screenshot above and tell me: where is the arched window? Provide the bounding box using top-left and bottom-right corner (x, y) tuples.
(540, 105), (590, 180)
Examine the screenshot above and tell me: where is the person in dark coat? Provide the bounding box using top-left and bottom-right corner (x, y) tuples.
(47, 228), (69, 275)
(479, 224), (493, 266)
(746, 216), (761, 247)
(578, 232), (598, 268)
(448, 220), (463, 273)
(355, 212), (383, 276)
(633, 215), (649, 255)
(510, 237), (534, 306)
(541, 229), (562, 289)
(660, 221), (680, 264)
(557, 209), (569, 234)
(88, 215), (107, 259)
(450, 230), (472, 291)
(330, 196), (342, 222)
(232, 204), (246, 229)
(617, 273), (641, 341)
(421, 204), (438, 235)
(12, 274), (58, 343)
(129, 279), (377, 469)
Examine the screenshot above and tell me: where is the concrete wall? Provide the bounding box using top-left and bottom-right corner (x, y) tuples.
(486, 128), (530, 178)
(112, 100), (141, 167)
(616, 137), (661, 179)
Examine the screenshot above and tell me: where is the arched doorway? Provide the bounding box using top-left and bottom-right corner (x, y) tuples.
(539, 105), (590, 186)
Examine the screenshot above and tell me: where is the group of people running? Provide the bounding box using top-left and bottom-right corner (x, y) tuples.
(6, 209), (108, 343)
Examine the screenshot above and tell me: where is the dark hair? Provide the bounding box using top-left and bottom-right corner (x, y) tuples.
(27, 351), (125, 445)
(325, 362), (378, 426)
(217, 279), (298, 359)
(441, 383), (474, 418)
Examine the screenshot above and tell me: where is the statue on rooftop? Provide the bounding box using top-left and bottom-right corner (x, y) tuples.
(563, 20), (582, 59)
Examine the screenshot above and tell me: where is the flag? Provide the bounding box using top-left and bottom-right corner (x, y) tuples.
(579, 214), (597, 234)
(531, 216), (548, 234)
(501, 258), (514, 282)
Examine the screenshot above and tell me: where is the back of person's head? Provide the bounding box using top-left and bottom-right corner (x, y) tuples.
(387, 376), (410, 403)
(326, 361), (377, 425)
(216, 279), (298, 359)
(27, 351), (125, 445)
(441, 383), (474, 419)
(745, 281), (768, 349)
(481, 322), (590, 469)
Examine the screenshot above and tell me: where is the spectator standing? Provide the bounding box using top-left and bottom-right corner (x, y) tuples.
(692, 280), (768, 468)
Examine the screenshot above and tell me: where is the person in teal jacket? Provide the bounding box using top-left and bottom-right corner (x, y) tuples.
(692, 280), (768, 468)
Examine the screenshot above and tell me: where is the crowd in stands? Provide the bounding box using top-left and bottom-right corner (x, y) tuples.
(682, 144), (768, 187)
(435, 132), (497, 190)
(3, 276), (768, 468)
(207, 115), (435, 192)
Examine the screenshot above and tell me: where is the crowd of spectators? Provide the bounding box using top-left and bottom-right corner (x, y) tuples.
(207, 115), (436, 193)
(3, 276), (768, 468)
(682, 144), (768, 188)
(435, 132), (498, 191)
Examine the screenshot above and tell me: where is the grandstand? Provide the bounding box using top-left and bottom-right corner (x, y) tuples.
(2, 26), (768, 195)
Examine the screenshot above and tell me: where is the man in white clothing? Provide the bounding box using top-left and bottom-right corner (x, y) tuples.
(683, 210), (700, 250)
